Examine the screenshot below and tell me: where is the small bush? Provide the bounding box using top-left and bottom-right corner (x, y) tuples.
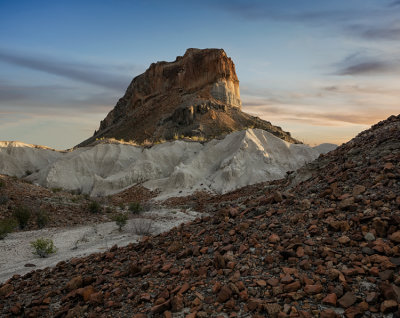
(0, 218), (17, 239)
(132, 219), (154, 235)
(51, 187), (62, 193)
(129, 202), (142, 214)
(88, 200), (102, 214)
(25, 170), (33, 176)
(0, 180), (4, 188)
(36, 210), (49, 229)
(0, 195), (8, 205)
(113, 213), (128, 231)
(13, 206), (31, 229)
(31, 238), (57, 258)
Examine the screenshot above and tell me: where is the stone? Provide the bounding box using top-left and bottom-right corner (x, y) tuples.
(338, 236), (350, 244)
(0, 284), (13, 297)
(322, 293), (337, 306)
(352, 185), (366, 196)
(284, 281), (301, 292)
(66, 276), (83, 291)
(364, 232), (375, 242)
(389, 231), (400, 243)
(380, 299), (398, 313)
(217, 286), (232, 303)
(268, 234), (280, 243)
(304, 284), (323, 295)
(265, 303), (281, 317)
(338, 292), (357, 308)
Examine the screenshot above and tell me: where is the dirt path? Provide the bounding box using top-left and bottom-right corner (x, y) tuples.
(0, 208), (201, 283)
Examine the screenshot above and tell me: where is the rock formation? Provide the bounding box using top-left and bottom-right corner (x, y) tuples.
(78, 48), (299, 146)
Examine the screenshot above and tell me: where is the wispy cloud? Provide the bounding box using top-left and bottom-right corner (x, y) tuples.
(0, 49), (137, 90)
(334, 53), (400, 76)
(347, 23), (400, 41)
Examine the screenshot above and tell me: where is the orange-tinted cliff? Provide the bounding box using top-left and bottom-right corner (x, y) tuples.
(78, 48), (299, 146)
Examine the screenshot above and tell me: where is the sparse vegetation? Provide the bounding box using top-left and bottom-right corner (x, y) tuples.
(129, 202), (142, 214)
(0, 195), (8, 205)
(30, 238), (57, 258)
(13, 206), (31, 229)
(0, 180), (4, 188)
(132, 218), (154, 235)
(88, 200), (102, 214)
(51, 187), (62, 193)
(36, 209), (49, 229)
(0, 218), (17, 239)
(25, 170), (33, 176)
(113, 213), (128, 231)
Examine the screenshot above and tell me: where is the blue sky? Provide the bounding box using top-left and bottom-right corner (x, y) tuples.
(0, 0), (399, 149)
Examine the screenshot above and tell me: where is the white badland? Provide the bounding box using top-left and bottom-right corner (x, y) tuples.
(0, 129), (336, 198)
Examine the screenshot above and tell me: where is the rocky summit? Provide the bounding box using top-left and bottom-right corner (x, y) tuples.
(0, 114), (399, 317)
(78, 48), (299, 146)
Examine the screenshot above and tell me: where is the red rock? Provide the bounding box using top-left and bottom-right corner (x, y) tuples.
(389, 231), (400, 243)
(0, 284), (13, 297)
(304, 284), (323, 295)
(89, 292), (103, 304)
(296, 246), (304, 258)
(256, 280), (266, 287)
(179, 282), (190, 294)
(151, 300), (170, 314)
(65, 275), (83, 291)
(217, 286), (232, 303)
(268, 234), (280, 243)
(338, 292), (357, 308)
(267, 278), (280, 287)
(322, 293), (337, 306)
(380, 299), (398, 313)
(284, 281), (301, 292)
(171, 295), (184, 312)
(265, 303), (281, 317)
(352, 185), (365, 196)
(320, 309), (340, 318)
(344, 307), (362, 318)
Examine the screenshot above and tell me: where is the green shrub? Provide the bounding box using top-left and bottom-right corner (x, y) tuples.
(30, 238), (57, 258)
(36, 210), (49, 229)
(0, 218), (17, 239)
(88, 200), (102, 214)
(51, 187), (62, 193)
(113, 213), (128, 231)
(13, 206), (31, 229)
(0, 180), (4, 188)
(129, 202), (142, 214)
(0, 195), (8, 205)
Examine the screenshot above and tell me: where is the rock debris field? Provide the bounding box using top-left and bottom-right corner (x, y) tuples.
(0, 113), (399, 317)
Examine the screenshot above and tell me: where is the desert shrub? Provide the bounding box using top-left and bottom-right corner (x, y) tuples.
(36, 209), (49, 229)
(0, 218), (17, 239)
(13, 206), (31, 229)
(88, 200), (102, 214)
(0, 195), (8, 205)
(31, 238), (57, 258)
(132, 219), (154, 235)
(113, 213), (128, 231)
(129, 202), (142, 214)
(51, 187), (62, 193)
(25, 170), (32, 176)
(0, 180), (4, 188)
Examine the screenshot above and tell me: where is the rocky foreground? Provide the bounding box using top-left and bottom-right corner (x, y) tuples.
(0, 114), (399, 317)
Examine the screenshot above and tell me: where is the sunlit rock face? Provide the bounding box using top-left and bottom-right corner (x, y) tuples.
(78, 48), (299, 147)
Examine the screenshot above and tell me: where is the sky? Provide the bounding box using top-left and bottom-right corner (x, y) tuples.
(0, 0), (399, 149)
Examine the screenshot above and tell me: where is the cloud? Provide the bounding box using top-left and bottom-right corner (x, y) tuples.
(347, 23), (400, 40)
(334, 53), (400, 76)
(0, 49), (137, 90)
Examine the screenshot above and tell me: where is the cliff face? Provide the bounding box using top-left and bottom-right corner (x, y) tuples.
(79, 48), (299, 146)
